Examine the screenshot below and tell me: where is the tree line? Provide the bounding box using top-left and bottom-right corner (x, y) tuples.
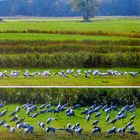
(0, 0), (139, 20)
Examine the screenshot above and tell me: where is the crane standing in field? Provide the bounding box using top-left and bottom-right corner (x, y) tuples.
(0, 98), (139, 138)
(0, 69), (139, 80)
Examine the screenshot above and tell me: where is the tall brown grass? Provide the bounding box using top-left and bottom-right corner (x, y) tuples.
(0, 39), (139, 46)
(0, 44), (139, 54)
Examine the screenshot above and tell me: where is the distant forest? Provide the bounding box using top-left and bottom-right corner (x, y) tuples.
(0, 0), (139, 17)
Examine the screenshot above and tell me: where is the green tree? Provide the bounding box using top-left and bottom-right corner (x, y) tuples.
(70, 0), (98, 22)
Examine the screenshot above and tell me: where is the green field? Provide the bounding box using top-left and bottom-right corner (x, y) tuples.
(0, 68), (139, 86)
(0, 88), (140, 140)
(0, 18), (139, 86)
(1, 18), (140, 32)
(0, 104), (139, 140)
(0, 33), (139, 41)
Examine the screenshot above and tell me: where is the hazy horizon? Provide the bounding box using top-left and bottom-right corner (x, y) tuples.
(0, 0), (139, 17)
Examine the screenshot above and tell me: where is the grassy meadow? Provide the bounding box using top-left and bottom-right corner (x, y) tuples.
(0, 17), (139, 86)
(0, 68), (139, 86)
(0, 104), (140, 140)
(0, 88), (140, 140)
(0, 18), (139, 32)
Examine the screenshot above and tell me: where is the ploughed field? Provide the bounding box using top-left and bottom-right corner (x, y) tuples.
(0, 17), (139, 86)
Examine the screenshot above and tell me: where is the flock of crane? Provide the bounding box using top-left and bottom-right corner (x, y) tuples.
(0, 100), (139, 139)
(0, 69), (139, 79)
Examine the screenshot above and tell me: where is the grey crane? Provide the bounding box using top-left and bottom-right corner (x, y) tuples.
(17, 123), (23, 130)
(66, 109), (75, 117)
(9, 127), (16, 134)
(108, 118), (117, 125)
(126, 120), (134, 128)
(0, 109), (7, 117)
(46, 127), (59, 136)
(3, 124), (10, 129)
(74, 128), (83, 136)
(40, 104), (46, 110)
(130, 114), (136, 121)
(67, 123), (71, 128)
(107, 126), (116, 136)
(93, 120), (99, 126)
(38, 121), (45, 130)
(92, 126), (102, 136)
(128, 126), (135, 131)
(0, 120), (6, 126)
(16, 106), (20, 113)
(0, 102), (6, 108)
(9, 110), (17, 117)
(128, 130), (139, 136)
(16, 118), (25, 125)
(32, 112), (40, 118)
(10, 116), (19, 122)
(81, 108), (89, 115)
(46, 117), (57, 125)
(95, 112), (101, 119)
(106, 114), (110, 122)
(23, 125), (34, 135)
(117, 127), (126, 136)
(86, 114), (91, 121)
(64, 127), (74, 135)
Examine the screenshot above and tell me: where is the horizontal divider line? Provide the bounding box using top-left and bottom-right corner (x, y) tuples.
(0, 86), (139, 88)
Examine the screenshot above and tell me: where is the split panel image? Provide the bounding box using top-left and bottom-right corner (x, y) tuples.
(0, 88), (140, 140)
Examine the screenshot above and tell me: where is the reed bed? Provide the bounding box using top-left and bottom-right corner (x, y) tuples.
(0, 52), (139, 67)
(0, 44), (139, 54)
(0, 88), (140, 106)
